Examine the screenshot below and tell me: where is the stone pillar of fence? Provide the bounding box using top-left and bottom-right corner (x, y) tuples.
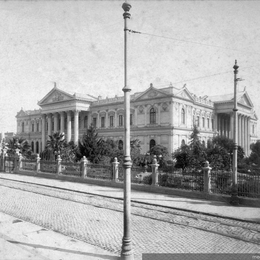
(203, 161), (212, 193)
(36, 154), (41, 173)
(151, 155), (159, 186)
(1, 151), (5, 172)
(82, 156), (88, 178)
(57, 155), (62, 175)
(18, 154), (23, 171)
(112, 157), (119, 182)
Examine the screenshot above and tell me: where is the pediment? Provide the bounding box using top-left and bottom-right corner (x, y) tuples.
(238, 93), (253, 107)
(38, 87), (74, 106)
(175, 88), (194, 102)
(16, 110), (28, 117)
(134, 86), (168, 101)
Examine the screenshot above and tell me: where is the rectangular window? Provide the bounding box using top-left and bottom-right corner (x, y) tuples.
(202, 117), (205, 128)
(37, 122), (39, 132)
(211, 119), (214, 129)
(93, 118), (97, 127)
(119, 115), (123, 126)
(101, 117), (105, 128)
(130, 114), (133, 126)
(110, 116), (114, 127)
(32, 124), (34, 132)
(197, 116), (200, 127)
(207, 118), (210, 129)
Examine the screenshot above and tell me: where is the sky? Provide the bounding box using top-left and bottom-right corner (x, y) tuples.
(0, 0), (260, 137)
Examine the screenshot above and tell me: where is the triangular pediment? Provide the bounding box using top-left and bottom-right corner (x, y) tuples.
(38, 87), (74, 106)
(238, 92), (253, 107)
(134, 86), (169, 101)
(16, 110), (28, 117)
(175, 87), (194, 102)
(252, 111), (258, 120)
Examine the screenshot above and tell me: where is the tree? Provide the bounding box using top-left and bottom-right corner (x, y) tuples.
(46, 132), (66, 159)
(77, 124), (105, 163)
(173, 144), (191, 171)
(249, 141), (260, 165)
(7, 137), (32, 158)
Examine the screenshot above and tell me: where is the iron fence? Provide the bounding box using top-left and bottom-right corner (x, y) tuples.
(61, 161), (81, 177)
(87, 164), (113, 180)
(40, 160), (57, 174)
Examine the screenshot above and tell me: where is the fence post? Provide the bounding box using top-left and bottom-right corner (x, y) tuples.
(1, 151), (5, 172)
(57, 155), (62, 175)
(151, 155), (159, 186)
(203, 161), (212, 193)
(82, 156), (88, 178)
(36, 154), (41, 173)
(112, 157), (119, 182)
(18, 154), (23, 171)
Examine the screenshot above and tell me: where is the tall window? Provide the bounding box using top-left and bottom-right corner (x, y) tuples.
(197, 116), (200, 127)
(22, 122), (24, 132)
(93, 118), (97, 127)
(101, 117), (105, 128)
(207, 118), (210, 129)
(32, 123), (34, 132)
(118, 140), (123, 150)
(150, 108), (156, 124)
(181, 108), (185, 124)
(36, 122), (39, 132)
(202, 117), (205, 128)
(31, 141), (34, 152)
(84, 116), (88, 128)
(119, 115), (123, 126)
(181, 139), (185, 147)
(130, 114), (133, 126)
(110, 116), (114, 127)
(211, 119), (214, 129)
(150, 139), (156, 150)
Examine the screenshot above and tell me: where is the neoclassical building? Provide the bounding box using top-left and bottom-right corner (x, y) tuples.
(16, 84), (258, 156)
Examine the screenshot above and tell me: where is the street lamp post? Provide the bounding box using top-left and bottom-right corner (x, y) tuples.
(121, 2), (134, 260)
(231, 60), (239, 205)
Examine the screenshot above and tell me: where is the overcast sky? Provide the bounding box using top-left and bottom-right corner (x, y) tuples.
(0, 0), (260, 136)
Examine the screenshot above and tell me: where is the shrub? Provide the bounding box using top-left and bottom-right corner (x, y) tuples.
(143, 174), (152, 185)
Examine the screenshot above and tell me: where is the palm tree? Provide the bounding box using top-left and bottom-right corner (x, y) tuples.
(7, 137), (31, 157)
(46, 132), (66, 158)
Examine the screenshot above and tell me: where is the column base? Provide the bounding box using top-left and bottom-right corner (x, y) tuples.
(121, 237), (134, 260)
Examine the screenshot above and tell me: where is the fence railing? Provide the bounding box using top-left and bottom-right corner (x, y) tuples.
(0, 153), (259, 198)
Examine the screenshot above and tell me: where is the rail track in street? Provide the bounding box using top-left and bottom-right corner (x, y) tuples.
(0, 176), (260, 247)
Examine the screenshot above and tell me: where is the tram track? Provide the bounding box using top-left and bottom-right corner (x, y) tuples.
(0, 176), (260, 246)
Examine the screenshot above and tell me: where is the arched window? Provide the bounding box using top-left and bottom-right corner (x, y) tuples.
(22, 122), (24, 132)
(150, 108), (156, 124)
(31, 141), (34, 152)
(181, 139), (185, 147)
(181, 108), (185, 124)
(202, 140), (205, 147)
(150, 139), (156, 150)
(118, 140), (123, 150)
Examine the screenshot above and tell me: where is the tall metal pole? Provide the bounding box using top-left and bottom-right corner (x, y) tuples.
(121, 2), (134, 260)
(231, 60), (239, 205)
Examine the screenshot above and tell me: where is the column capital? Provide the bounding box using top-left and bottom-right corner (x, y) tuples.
(66, 110), (72, 116)
(59, 111), (65, 116)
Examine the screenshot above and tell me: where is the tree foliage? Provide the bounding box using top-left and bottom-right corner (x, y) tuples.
(249, 141), (260, 165)
(6, 137), (32, 158)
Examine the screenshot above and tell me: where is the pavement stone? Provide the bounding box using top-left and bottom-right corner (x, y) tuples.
(0, 178), (260, 260)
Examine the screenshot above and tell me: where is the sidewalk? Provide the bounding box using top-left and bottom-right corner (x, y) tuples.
(0, 212), (119, 260)
(1, 173), (260, 223)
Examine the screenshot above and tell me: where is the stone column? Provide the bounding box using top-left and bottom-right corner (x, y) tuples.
(247, 118), (250, 156)
(67, 111), (72, 142)
(54, 113), (58, 132)
(144, 105), (147, 126)
(151, 155), (159, 186)
(115, 109), (118, 127)
(105, 110), (109, 128)
(60, 112), (65, 133)
(238, 114), (241, 146)
(74, 110), (79, 143)
(134, 106), (138, 126)
(97, 111), (100, 128)
(41, 114), (46, 151)
(245, 116), (248, 156)
(169, 101), (174, 126)
(203, 161), (212, 193)
(241, 115), (245, 149)
(112, 157), (119, 182)
(47, 114), (52, 137)
(157, 103), (161, 125)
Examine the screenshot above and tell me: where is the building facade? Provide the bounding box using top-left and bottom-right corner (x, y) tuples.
(16, 84), (258, 156)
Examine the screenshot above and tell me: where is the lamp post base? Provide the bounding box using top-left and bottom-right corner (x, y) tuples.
(121, 237), (134, 260)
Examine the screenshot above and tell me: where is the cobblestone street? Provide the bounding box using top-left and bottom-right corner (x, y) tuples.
(0, 179), (260, 260)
